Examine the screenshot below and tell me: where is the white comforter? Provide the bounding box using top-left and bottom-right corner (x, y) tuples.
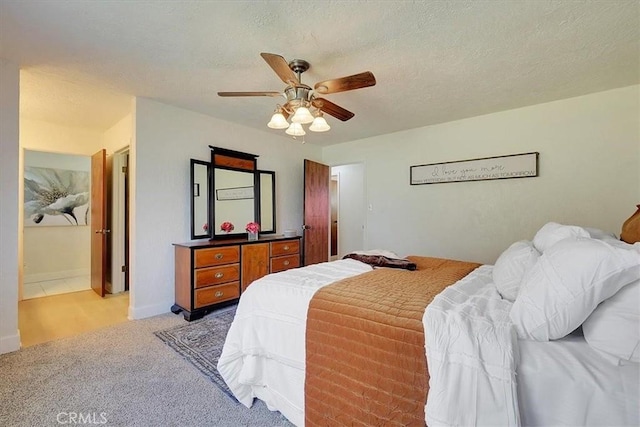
(423, 265), (521, 426)
(219, 259), (638, 427)
(217, 259), (373, 426)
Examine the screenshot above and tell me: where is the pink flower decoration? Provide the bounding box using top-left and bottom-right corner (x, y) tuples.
(245, 222), (260, 234)
(220, 221), (234, 233)
(202, 223), (209, 231)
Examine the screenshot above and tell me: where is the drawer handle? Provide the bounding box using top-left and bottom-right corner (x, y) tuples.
(283, 260), (290, 266)
(215, 272), (224, 279)
(283, 245), (289, 251)
(215, 291), (224, 298)
(215, 253), (223, 260)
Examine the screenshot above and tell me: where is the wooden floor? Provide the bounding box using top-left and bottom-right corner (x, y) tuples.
(18, 290), (129, 347)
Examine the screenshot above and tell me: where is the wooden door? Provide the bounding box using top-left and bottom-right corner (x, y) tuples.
(241, 243), (269, 292)
(91, 149), (107, 297)
(303, 159), (330, 266)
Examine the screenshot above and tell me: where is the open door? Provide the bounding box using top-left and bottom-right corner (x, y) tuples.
(91, 149), (107, 297)
(303, 159), (330, 266)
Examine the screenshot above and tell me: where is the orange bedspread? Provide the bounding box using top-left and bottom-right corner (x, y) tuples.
(305, 256), (481, 426)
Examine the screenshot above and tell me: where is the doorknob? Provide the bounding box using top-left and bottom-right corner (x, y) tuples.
(302, 225), (310, 230)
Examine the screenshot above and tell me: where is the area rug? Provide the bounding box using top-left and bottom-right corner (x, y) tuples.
(154, 305), (237, 401)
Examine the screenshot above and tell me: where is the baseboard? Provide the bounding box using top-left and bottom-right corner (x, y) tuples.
(24, 269), (90, 284)
(0, 331), (21, 354)
(128, 301), (171, 320)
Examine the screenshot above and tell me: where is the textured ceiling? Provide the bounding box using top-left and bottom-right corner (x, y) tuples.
(1, 1), (638, 146)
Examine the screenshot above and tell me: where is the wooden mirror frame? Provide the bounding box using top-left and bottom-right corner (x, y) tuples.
(207, 146), (276, 240)
(190, 159), (212, 240)
(257, 170), (276, 235)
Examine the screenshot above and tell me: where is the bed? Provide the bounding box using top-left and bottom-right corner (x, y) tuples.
(217, 224), (640, 426)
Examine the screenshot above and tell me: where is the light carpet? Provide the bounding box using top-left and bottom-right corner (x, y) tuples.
(0, 308), (293, 427)
(154, 305), (236, 400)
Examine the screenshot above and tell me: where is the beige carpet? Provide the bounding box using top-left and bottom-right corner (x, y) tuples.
(0, 310), (294, 427)
(154, 305), (237, 400)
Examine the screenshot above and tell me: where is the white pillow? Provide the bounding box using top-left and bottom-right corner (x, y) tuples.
(585, 226), (618, 241)
(582, 279), (640, 363)
(510, 237), (640, 341)
(532, 222), (590, 253)
(492, 240), (540, 301)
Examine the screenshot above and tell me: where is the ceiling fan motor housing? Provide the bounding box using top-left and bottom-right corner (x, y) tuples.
(285, 86), (313, 109)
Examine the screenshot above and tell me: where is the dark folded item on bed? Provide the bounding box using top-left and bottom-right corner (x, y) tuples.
(342, 253), (417, 270)
(305, 256), (481, 427)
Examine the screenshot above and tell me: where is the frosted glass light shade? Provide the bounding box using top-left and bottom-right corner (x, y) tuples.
(309, 116), (330, 132)
(291, 106), (314, 124)
(267, 112), (289, 129)
(285, 122), (306, 136)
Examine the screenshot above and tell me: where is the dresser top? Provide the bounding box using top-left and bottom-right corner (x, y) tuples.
(173, 234), (301, 249)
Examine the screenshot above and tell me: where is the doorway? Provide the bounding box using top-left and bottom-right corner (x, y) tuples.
(22, 150), (93, 299)
(19, 148), (130, 347)
(109, 148), (130, 294)
(330, 163), (366, 258)
(330, 175), (339, 260)
(21, 149), (129, 300)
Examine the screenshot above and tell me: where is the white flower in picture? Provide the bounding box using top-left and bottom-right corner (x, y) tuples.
(24, 166), (90, 226)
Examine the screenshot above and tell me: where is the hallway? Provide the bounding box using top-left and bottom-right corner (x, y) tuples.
(18, 290), (129, 347)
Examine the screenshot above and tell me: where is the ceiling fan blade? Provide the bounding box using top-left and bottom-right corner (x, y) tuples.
(217, 91), (282, 97)
(314, 71), (376, 94)
(260, 53), (298, 86)
(312, 98), (355, 121)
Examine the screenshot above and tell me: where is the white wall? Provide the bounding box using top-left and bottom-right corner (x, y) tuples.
(129, 97), (322, 319)
(323, 85), (640, 264)
(22, 119), (106, 155)
(0, 59), (21, 353)
(102, 112), (132, 155)
(20, 120), (105, 283)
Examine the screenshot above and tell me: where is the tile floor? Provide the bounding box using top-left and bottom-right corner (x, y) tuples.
(23, 275), (91, 299)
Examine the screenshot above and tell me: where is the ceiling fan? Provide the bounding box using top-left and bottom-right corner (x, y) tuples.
(218, 53), (376, 136)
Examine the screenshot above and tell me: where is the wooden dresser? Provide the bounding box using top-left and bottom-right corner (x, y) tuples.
(172, 235), (301, 321)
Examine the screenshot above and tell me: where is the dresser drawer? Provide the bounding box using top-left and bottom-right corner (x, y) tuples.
(194, 246), (239, 268)
(194, 264), (239, 288)
(271, 255), (300, 273)
(271, 240), (300, 257)
(194, 283), (239, 308)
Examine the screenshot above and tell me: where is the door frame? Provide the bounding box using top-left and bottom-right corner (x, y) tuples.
(110, 148), (129, 294)
(330, 173), (340, 261)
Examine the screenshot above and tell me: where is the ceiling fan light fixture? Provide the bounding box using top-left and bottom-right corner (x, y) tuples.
(309, 115), (330, 132)
(267, 112), (289, 129)
(285, 122), (306, 136)
(219, 53), (377, 140)
(291, 106), (314, 124)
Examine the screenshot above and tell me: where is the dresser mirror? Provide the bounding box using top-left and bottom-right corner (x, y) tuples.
(189, 147), (276, 240)
(190, 159), (211, 240)
(213, 167), (256, 237)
